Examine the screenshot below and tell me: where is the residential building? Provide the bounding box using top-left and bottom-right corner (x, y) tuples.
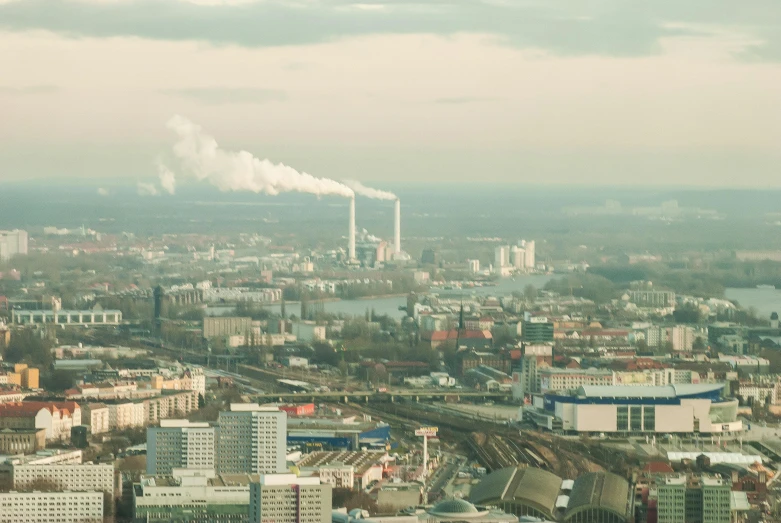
(522, 240), (535, 269)
(0, 229), (28, 261)
(467, 259), (480, 274)
(0, 490), (103, 522)
(0, 390), (28, 404)
(249, 474), (330, 523)
(0, 459), (114, 494)
(0, 401), (80, 441)
(627, 290), (676, 308)
(536, 367), (613, 393)
(203, 316), (252, 339)
(494, 246), (509, 271)
(147, 419), (215, 475)
(133, 469), (255, 523)
(217, 404), (287, 475)
(81, 403), (110, 434)
(0, 428), (46, 454)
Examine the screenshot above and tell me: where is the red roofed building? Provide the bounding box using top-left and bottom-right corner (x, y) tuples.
(0, 401), (80, 441)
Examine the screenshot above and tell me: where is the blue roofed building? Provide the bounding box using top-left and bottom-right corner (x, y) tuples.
(525, 383), (741, 435)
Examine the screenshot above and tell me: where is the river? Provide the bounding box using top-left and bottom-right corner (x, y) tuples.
(205, 274), (554, 319)
(725, 287), (781, 318)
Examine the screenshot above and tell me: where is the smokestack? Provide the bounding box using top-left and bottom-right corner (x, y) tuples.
(394, 199), (401, 254)
(349, 197), (356, 260)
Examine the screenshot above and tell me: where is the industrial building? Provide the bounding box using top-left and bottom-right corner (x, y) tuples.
(469, 466), (633, 523)
(333, 500), (518, 523)
(525, 384), (742, 435)
(296, 450), (386, 489)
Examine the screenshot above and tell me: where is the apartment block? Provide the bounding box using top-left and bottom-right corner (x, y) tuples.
(217, 404), (287, 475)
(0, 490), (103, 522)
(249, 474), (330, 523)
(147, 419), (216, 475)
(0, 460), (114, 494)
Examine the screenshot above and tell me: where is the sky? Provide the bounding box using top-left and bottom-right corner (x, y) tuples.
(0, 0), (780, 187)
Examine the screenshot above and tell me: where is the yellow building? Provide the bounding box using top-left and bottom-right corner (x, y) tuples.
(5, 373), (21, 387)
(13, 363), (27, 373)
(21, 368), (39, 389)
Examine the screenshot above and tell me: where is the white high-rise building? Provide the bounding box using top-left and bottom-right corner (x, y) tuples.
(0, 229), (28, 261)
(217, 404), (287, 475)
(249, 474), (331, 523)
(494, 246), (510, 273)
(467, 259), (480, 274)
(147, 419), (216, 475)
(511, 246), (525, 269)
(523, 240), (535, 269)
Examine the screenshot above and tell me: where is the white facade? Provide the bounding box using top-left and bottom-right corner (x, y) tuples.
(107, 401), (145, 430)
(217, 405), (287, 475)
(0, 230), (28, 262)
(292, 322), (326, 342)
(493, 246), (509, 273)
(249, 474), (330, 523)
(82, 404), (110, 435)
(467, 259), (480, 274)
(318, 464), (354, 489)
(511, 246), (525, 269)
(0, 490), (103, 522)
(1, 462), (114, 493)
(147, 420), (216, 475)
(523, 240), (535, 269)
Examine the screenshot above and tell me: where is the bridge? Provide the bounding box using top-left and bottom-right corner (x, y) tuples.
(252, 389), (510, 403)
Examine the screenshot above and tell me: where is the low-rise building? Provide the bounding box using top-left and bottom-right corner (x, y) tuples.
(0, 401), (81, 441)
(0, 458), (115, 494)
(0, 428), (46, 454)
(297, 451), (386, 490)
(0, 490), (103, 522)
(133, 469), (256, 523)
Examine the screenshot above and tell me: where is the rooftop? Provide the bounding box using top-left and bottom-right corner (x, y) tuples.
(576, 383), (724, 399)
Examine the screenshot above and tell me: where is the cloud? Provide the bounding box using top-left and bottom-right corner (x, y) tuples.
(137, 182), (159, 196)
(160, 87), (286, 105)
(0, 0), (779, 60)
(157, 163), (176, 194)
(434, 96), (500, 104)
(0, 84), (59, 95)
(97, 187), (110, 196)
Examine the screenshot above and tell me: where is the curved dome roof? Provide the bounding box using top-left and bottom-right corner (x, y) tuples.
(429, 499), (487, 518)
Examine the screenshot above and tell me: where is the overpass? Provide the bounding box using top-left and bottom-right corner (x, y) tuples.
(252, 389), (510, 403)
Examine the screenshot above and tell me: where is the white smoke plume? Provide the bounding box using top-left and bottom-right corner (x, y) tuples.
(97, 187), (110, 197)
(166, 115), (354, 198)
(137, 182), (159, 196)
(158, 163), (177, 195)
(343, 180), (397, 200)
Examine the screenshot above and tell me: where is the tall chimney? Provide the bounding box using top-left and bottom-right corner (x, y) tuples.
(394, 198), (401, 254)
(348, 197), (356, 260)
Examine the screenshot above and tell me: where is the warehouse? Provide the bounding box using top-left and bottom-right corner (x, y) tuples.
(287, 418), (391, 450)
(527, 384), (742, 435)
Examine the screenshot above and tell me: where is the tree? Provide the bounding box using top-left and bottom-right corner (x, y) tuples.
(692, 336), (706, 351)
(3, 329), (53, 367)
(198, 393), (205, 409)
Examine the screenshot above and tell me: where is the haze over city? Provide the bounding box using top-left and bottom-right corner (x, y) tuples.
(3, 2), (781, 523)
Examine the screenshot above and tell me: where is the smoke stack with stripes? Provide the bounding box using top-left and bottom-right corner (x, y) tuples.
(394, 199), (401, 255)
(348, 196), (356, 260)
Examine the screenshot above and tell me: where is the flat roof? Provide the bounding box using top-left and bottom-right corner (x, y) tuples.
(666, 452), (762, 464)
(576, 383), (724, 399)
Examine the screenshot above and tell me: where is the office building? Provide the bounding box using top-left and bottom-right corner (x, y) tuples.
(523, 317), (554, 343)
(0, 229), (28, 262)
(217, 404), (287, 474)
(656, 474), (731, 523)
(249, 474), (330, 523)
(0, 490), (103, 522)
(147, 419), (215, 475)
(133, 469), (256, 523)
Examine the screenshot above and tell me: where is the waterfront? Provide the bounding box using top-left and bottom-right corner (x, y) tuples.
(725, 287), (781, 318)
(205, 274), (555, 319)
